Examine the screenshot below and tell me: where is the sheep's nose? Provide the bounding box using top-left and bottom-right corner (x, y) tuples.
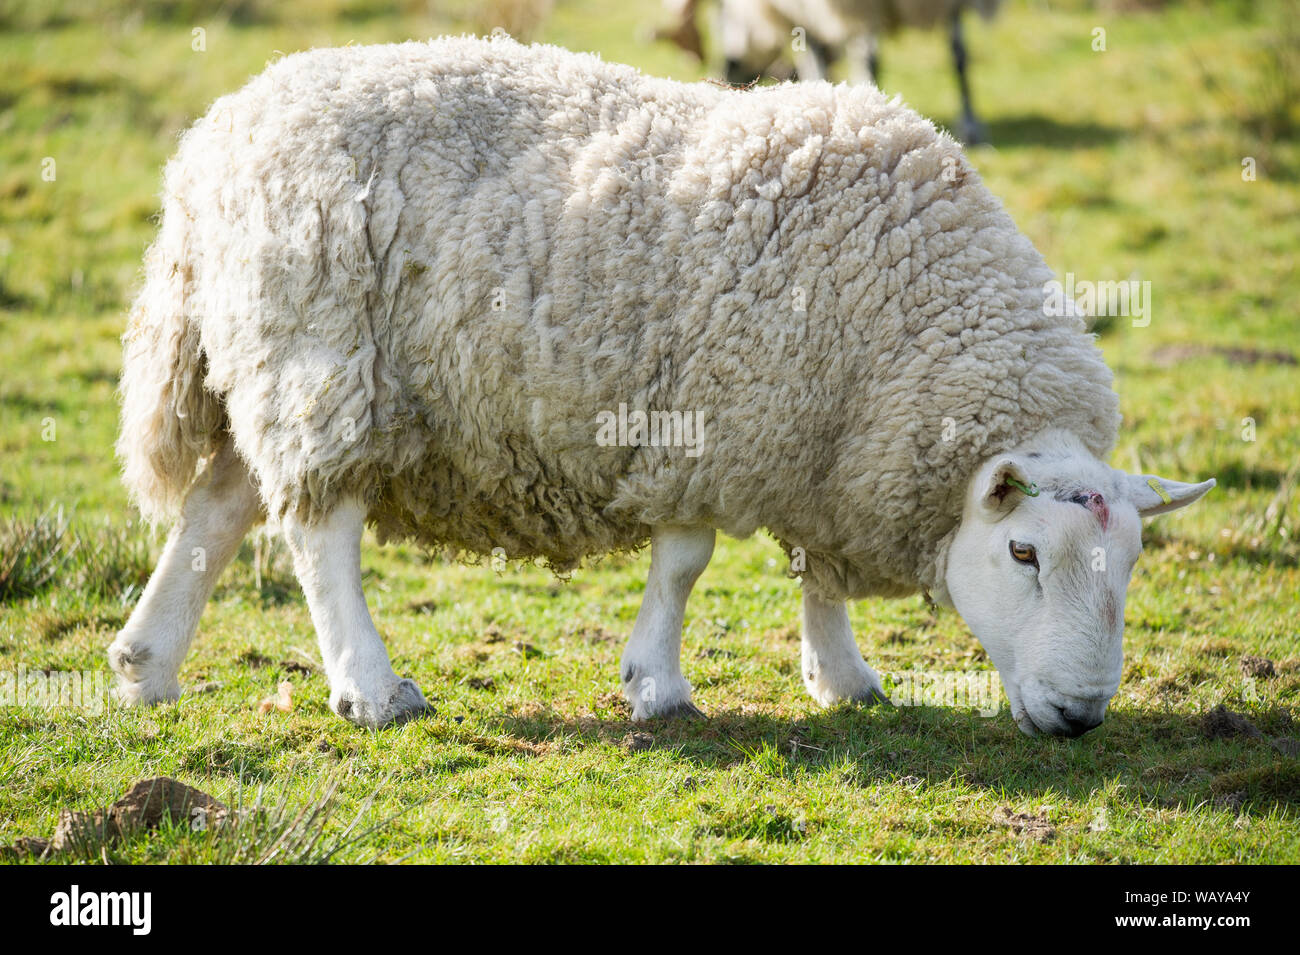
(1054, 703), (1105, 737)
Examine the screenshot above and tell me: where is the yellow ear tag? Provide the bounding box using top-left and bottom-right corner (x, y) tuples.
(1147, 478), (1172, 504)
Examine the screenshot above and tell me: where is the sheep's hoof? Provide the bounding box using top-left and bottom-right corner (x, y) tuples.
(957, 117), (988, 146)
(804, 663), (890, 709)
(112, 677), (181, 707)
(622, 669), (701, 721)
(108, 636), (180, 706)
(652, 699), (707, 721)
(333, 677), (434, 729)
(825, 687), (892, 709)
(850, 687), (892, 707)
(628, 694), (705, 721)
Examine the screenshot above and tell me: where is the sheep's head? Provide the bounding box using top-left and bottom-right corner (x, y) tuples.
(944, 432), (1214, 737)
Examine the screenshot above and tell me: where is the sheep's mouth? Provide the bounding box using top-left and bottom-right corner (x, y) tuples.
(1015, 699), (1109, 738)
(1013, 706), (1040, 737)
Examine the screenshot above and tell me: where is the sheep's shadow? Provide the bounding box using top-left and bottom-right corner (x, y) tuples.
(495, 703), (1298, 819)
(977, 113), (1123, 150)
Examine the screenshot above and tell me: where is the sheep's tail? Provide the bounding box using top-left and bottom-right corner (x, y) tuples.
(117, 204), (224, 525)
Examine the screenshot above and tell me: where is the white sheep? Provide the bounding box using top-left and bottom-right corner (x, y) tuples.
(667, 0), (1001, 142)
(109, 36), (1213, 735)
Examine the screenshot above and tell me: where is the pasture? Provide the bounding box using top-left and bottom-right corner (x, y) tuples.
(0, 0), (1297, 863)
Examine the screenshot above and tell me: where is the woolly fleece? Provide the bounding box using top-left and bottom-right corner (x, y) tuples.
(118, 35), (1120, 601)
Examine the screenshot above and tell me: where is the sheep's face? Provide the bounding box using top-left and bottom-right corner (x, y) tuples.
(944, 435), (1214, 737)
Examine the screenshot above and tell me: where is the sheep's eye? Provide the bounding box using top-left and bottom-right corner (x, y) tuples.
(1009, 541), (1038, 566)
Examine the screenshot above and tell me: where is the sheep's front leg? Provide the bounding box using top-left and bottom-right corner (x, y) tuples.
(621, 526), (715, 720)
(801, 588), (888, 706)
(282, 499), (430, 729)
(109, 440), (261, 705)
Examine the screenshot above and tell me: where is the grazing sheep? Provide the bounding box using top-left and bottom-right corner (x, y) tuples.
(665, 0), (1001, 142)
(109, 36), (1213, 735)
(841, 0), (1003, 144)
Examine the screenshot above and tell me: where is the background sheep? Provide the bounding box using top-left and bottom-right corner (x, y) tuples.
(108, 36), (1212, 736)
(665, 0), (1002, 142)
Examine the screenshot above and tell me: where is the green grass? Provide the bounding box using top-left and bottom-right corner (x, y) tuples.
(0, 0), (1297, 863)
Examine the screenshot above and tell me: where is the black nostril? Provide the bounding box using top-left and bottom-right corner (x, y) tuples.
(1062, 717), (1091, 737)
(1058, 707), (1104, 737)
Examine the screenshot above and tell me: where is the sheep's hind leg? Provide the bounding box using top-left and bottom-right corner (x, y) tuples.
(621, 526), (715, 720)
(801, 588), (889, 707)
(109, 440), (262, 705)
(282, 499), (431, 729)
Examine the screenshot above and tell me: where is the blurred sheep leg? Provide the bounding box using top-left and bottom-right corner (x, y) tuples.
(950, 11), (986, 144)
(793, 33), (833, 81)
(844, 30), (878, 86)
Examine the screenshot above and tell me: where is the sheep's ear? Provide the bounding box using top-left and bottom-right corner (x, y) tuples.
(979, 456), (1037, 514)
(1121, 473), (1216, 518)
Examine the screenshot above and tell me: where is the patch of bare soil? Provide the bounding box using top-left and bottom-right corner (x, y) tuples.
(622, 731), (655, 753)
(1240, 656), (1276, 679)
(567, 626), (616, 644)
(239, 649), (272, 668)
(1150, 344), (1297, 367)
(463, 733), (549, 757)
(1, 777), (230, 859)
(594, 691), (630, 715)
(1201, 704), (1264, 739)
(992, 805), (1056, 843)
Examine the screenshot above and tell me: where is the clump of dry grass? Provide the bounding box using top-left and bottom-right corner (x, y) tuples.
(0, 508), (75, 602)
(0, 508), (152, 605)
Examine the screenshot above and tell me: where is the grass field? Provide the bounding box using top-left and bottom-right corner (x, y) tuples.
(0, 0), (1297, 863)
